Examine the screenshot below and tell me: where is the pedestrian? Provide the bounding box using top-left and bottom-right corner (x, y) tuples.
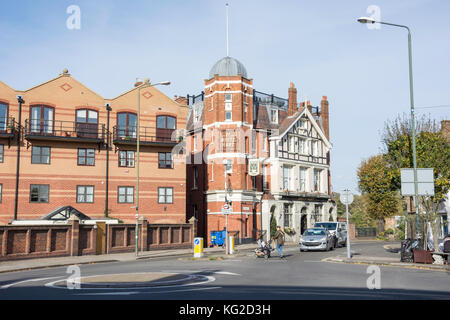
(272, 226), (285, 259)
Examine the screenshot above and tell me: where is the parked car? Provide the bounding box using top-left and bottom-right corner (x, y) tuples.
(299, 228), (334, 252)
(313, 222), (347, 248)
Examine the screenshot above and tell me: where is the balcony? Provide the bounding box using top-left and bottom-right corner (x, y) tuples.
(278, 188), (331, 200)
(0, 117), (15, 139)
(24, 119), (106, 144)
(112, 125), (179, 147)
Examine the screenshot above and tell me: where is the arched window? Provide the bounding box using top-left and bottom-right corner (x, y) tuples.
(76, 109), (98, 138)
(30, 105), (54, 134)
(156, 115), (176, 142)
(117, 112), (137, 138)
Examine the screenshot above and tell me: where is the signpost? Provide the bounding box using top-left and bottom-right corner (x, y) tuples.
(401, 168), (435, 197)
(401, 168), (435, 238)
(340, 189), (354, 259)
(222, 203), (232, 254)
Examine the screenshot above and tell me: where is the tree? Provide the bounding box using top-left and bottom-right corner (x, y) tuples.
(349, 194), (376, 228)
(382, 114), (450, 241)
(270, 213), (277, 238)
(357, 155), (403, 222)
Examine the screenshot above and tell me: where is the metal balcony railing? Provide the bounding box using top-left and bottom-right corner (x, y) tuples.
(0, 117), (15, 136)
(24, 119), (106, 142)
(112, 125), (178, 145)
(254, 90), (288, 111)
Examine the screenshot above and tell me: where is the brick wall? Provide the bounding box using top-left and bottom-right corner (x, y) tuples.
(0, 218), (97, 261)
(0, 217), (193, 260)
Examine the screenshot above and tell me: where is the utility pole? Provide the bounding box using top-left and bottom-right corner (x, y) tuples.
(340, 189), (353, 259)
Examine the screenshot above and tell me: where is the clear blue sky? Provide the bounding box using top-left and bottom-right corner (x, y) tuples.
(1, 0), (449, 194)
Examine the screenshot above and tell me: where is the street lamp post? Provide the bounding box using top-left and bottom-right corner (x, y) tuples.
(135, 79), (171, 257)
(357, 17), (420, 238)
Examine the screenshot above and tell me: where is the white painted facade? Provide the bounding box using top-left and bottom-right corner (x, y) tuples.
(261, 109), (336, 242)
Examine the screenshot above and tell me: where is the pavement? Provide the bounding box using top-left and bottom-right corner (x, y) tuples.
(324, 242), (450, 272)
(1, 240), (449, 274)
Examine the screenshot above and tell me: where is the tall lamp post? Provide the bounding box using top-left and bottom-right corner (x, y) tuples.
(135, 78), (171, 257)
(357, 17), (420, 238)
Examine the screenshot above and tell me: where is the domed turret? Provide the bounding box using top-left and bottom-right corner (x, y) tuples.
(209, 56), (248, 79)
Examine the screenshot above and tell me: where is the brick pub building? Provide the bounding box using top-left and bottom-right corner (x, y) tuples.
(183, 56), (335, 245)
(0, 69), (187, 225)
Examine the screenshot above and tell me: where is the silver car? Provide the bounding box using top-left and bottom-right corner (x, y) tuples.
(313, 222), (347, 248)
(299, 228), (334, 252)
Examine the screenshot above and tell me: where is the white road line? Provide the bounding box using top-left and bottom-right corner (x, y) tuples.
(74, 286), (222, 296)
(45, 275), (216, 290)
(1, 276), (65, 289)
(213, 271), (241, 276)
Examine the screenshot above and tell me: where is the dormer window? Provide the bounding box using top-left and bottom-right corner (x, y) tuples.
(193, 106), (201, 123)
(270, 109), (278, 124)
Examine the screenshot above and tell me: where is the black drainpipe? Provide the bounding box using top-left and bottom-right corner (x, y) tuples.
(14, 96), (24, 221)
(105, 104), (112, 217)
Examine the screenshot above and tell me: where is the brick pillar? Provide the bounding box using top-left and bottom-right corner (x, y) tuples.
(25, 229), (31, 254)
(46, 229), (51, 253)
(288, 82), (297, 116)
(69, 216), (80, 256)
(1, 229), (7, 256)
(189, 216), (198, 243)
(139, 217), (148, 252)
(106, 224), (112, 254)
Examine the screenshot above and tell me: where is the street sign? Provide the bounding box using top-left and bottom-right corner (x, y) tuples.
(193, 237), (203, 258)
(340, 192), (354, 205)
(222, 204), (232, 215)
(400, 168), (435, 196)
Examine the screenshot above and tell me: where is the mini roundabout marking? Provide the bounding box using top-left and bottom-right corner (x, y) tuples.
(44, 272), (219, 295)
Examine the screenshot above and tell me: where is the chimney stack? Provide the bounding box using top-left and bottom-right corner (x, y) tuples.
(321, 96), (329, 140)
(306, 100), (313, 114)
(288, 82), (297, 116)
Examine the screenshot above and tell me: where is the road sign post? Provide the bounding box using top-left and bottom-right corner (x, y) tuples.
(222, 204), (231, 255)
(340, 190), (354, 259)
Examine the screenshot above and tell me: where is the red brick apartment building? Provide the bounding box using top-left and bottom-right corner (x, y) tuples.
(0, 69), (187, 225)
(182, 56), (335, 245)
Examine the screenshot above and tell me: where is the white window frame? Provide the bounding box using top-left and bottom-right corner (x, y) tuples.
(118, 186), (134, 203)
(271, 109), (278, 124)
(158, 187), (173, 204)
(283, 165), (292, 191)
(77, 185), (94, 203)
(299, 167), (307, 192)
(289, 136), (296, 153)
(314, 169), (321, 192)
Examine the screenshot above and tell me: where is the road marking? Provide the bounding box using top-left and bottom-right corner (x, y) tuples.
(1, 276), (65, 289)
(213, 271), (241, 276)
(74, 286), (222, 296)
(45, 274), (216, 290)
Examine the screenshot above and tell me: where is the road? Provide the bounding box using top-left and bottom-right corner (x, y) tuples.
(0, 241), (449, 300)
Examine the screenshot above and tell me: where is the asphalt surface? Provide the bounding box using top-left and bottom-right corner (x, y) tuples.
(0, 241), (449, 300)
